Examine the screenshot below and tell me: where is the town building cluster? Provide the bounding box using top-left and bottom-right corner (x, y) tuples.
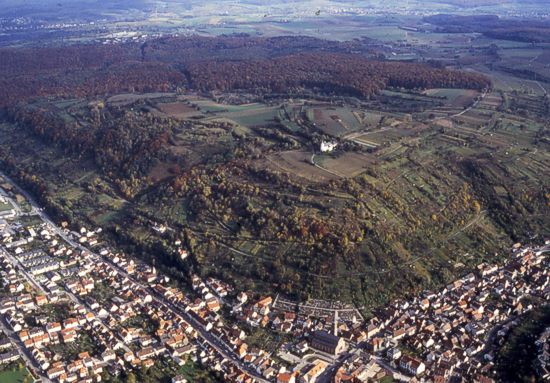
(233, 244), (549, 383)
(361, 247), (549, 382)
(0, 182), (284, 382)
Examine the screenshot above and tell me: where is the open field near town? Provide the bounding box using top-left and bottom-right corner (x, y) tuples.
(423, 88), (480, 108)
(314, 152), (376, 178)
(267, 150), (338, 183)
(0, 366), (32, 383)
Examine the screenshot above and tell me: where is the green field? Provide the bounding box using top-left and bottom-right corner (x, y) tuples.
(0, 201), (13, 212)
(190, 99), (263, 114)
(0, 366), (32, 383)
(216, 106), (280, 126)
(423, 88), (479, 107)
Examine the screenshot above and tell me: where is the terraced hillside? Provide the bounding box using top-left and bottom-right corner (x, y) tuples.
(0, 88), (548, 314)
(0, 35), (548, 313)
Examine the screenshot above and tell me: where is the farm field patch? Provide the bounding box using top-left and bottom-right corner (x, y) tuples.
(107, 92), (175, 106)
(423, 88), (480, 108)
(306, 106), (362, 137)
(266, 150), (338, 182)
(315, 152), (376, 178)
(156, 102), (203, 119)
(215, 106), (280, 127)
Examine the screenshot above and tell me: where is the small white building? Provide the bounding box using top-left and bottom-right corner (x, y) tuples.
(320, 141), (337, 153)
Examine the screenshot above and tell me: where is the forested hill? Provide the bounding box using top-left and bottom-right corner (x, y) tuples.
(186, 52), (489, 98)
(0, 35), (489, 107)
(424, 14), (550, 43)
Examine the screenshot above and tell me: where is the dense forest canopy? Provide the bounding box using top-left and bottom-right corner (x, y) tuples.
(0, 35), (490, 107)
(186, 52), (490, 98)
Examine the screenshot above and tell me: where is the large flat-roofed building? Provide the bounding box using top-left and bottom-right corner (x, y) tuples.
(309, 330), (345, 355)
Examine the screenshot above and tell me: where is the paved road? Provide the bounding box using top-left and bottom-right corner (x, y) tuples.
(0, 249), (46, 294)
(1, 245), (134, 354)
(0, 315), (51, 383)
(0, 248), (54, 382)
